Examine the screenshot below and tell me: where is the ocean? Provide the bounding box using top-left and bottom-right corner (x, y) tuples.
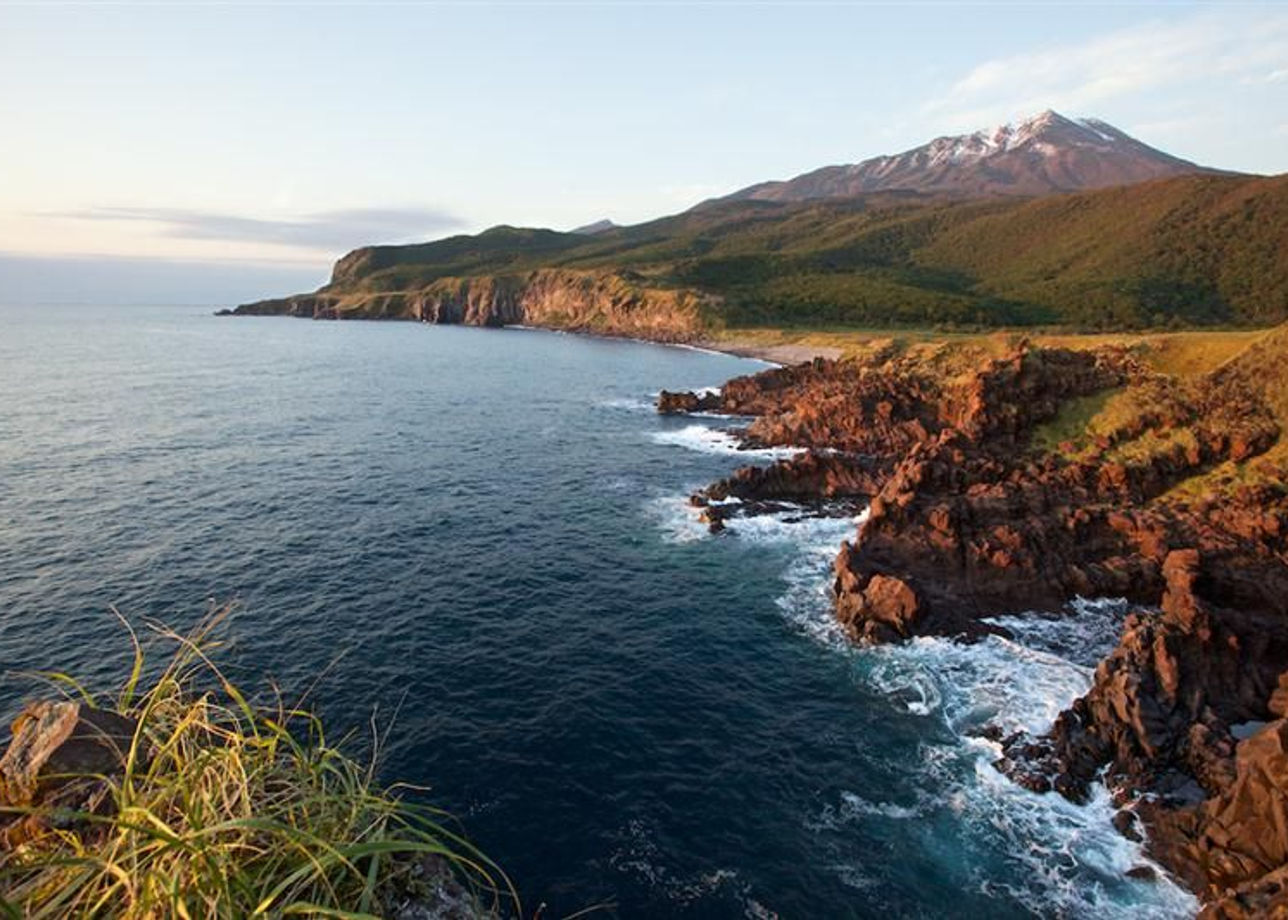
(0, 303), (1195, 918)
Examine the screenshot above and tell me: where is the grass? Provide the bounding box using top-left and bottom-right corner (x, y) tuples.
(261, 172), (1288, 331)
(1029, 388), (1123, 453)
(0, 611), (517, 920)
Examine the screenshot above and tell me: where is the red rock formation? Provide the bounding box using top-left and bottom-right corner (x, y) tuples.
(660, 328), (1288, 909)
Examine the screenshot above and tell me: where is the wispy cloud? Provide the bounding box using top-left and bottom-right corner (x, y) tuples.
(45, 206), (464, 252)
(922, 10), (1288, 131)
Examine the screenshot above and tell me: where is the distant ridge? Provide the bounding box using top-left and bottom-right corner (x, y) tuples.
(570, 219), (619, 235)
(710, 110), (1231, 204)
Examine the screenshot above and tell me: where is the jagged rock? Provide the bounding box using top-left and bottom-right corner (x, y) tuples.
(698, 452), (888, 505)
(671, 331), (1288, 911)
(657, 390), (716, 414)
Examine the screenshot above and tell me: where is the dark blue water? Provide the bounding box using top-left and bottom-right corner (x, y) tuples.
(0, 304), (1194, 918)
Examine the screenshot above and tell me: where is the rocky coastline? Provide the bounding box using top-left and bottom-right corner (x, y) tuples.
(659, 328), (1288, 917)
(224, 267), (711, 344)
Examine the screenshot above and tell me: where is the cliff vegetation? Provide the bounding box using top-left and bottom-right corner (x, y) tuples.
(234, 174), (1288, 335)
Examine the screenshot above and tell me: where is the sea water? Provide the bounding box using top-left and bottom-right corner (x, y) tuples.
(0, 304), (1195, 918)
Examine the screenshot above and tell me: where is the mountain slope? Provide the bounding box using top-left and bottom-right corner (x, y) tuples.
(714, 110), (1228, 203)
(235, 173), (1288, 333)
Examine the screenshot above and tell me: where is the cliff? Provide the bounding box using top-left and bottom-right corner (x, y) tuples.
(233, 267), (710, 342)
(660, 325), (1288, 912)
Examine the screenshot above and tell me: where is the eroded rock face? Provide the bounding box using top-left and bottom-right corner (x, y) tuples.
(997, 550), (1288, 800)
(657, 390), (719, 415)
(234, 269), (709, 342)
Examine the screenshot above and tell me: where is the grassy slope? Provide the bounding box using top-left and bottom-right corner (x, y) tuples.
(308, 174), (1288, 333)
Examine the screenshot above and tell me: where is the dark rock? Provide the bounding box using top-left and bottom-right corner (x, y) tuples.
(1, 700), (139, 849)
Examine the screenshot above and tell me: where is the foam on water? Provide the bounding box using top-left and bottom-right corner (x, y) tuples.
(597, 396), (656, 412)
(830, 604), (1194, 915)
(646, 475), (1196, 916)
(988, 596), (1133, 668)
(649, 423), (803, 459)
(646, 491), (712, 544)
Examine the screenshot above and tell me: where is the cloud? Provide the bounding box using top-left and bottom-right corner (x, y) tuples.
(45, 206), (464, 251)
(922, 9), (1288, 131)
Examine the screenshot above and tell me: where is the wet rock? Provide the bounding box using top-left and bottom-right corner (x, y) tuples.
(657, 389), (718, 414)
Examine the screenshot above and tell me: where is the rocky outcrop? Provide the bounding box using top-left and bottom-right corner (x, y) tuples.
(661, 327), (1288, 910)
(0, 701), (138, 848)
(232, 268), (709, 342)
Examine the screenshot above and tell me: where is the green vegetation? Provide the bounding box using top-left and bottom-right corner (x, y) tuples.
(0, 613), (514, 920)
(1030, 388), (1123, 452)
(312, 174), (1288, 332)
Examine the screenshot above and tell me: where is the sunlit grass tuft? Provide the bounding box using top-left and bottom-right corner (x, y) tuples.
(0, 610), (517, 919)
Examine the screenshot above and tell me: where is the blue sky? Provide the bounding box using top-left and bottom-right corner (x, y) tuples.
(1, 1), (1285, 303)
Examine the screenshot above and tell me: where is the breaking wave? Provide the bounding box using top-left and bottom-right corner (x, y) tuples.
(650, 423), (803, 459)
(646, 468), (1196, 917)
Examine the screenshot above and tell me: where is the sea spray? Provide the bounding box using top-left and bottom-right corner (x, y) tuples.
(651, 489), (1197, 917)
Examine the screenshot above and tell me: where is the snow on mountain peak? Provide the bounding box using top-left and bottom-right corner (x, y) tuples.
(920, 111), (1132, 167)
(716, 108), (1214, 205)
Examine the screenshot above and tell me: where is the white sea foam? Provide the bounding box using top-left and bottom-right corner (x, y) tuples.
(866, 633), (1094, 736)
(646, 420), (1193, 916)
(646, 492), (712, 545)
(650, 423), (803, 459)
(987, 596), (1131, 668)
(597, 396), (656, 412)
(717, 516), (1192, 915)
(608, 817), (751, 908)
(835, 610), (1193, 915)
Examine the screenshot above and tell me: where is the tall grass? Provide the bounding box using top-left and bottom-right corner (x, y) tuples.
(0, 611), (517, 919)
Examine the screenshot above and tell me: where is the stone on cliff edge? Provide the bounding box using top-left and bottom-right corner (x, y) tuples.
(0, 700), (138, 848)
(833, 544), (927, 643)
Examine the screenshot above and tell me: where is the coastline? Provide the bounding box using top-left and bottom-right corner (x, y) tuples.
(220, 304), (1288, 913)
(661, 328), (1288, 917)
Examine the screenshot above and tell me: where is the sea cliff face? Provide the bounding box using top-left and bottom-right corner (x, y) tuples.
(660, 327), (1288, 914)
(232, 268), (710, 342)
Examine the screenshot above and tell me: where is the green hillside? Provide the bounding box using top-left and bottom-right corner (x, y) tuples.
(296, 174), (1288, 332)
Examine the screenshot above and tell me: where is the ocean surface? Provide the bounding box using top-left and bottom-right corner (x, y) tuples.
(0, 304), (1196, 918)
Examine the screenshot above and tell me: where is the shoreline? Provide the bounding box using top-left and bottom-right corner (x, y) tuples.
(220, 305), (848, 368)
(662, 330), (1288, 916)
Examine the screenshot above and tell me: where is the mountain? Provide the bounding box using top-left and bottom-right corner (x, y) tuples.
(570, 219), (619, 235)
(714, 110), (1228, 203)
(235, 172), (1288, 333)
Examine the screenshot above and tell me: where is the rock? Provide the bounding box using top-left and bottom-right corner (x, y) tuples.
(1189, 720), (1288, 895)
(0, 700), (138, 848)
(681, 333), (1288, 912)
(657, 389), (718, 414)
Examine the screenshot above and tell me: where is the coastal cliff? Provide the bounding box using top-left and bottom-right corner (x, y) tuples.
(232, 267), (710, 342)
(660, 326), (1288, 913)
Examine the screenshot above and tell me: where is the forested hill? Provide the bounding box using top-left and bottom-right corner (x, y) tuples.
(240, 173), (1288, 332)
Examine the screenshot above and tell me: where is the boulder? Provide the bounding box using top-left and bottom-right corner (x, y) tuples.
(0, 700), (138, 848)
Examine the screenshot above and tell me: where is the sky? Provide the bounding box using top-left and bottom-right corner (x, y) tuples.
(0, 1), (1285, 304)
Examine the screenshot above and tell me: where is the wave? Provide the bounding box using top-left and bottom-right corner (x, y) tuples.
(597, 396), (656, 412)
(655, 500), (1194, 916)
(830, 609), (1196, 916)
(649, 424), (803, 459)
(646, 422), (1195, 916)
